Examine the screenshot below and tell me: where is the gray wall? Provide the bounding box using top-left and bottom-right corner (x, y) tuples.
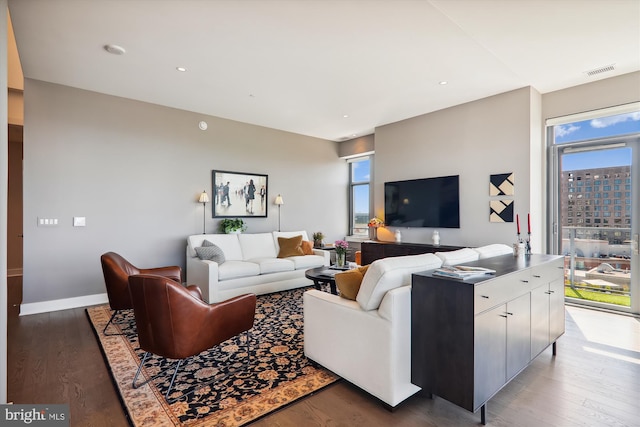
(372, 72), (639, 252)
(338, 134), (374, 158)
(20, 72), (640, 308)
(22, 80), (347, 305)
(542, 71), (640, 120)
(374, 87), (538, 249)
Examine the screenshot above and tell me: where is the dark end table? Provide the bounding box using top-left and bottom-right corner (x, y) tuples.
(305, 266), (348, 295)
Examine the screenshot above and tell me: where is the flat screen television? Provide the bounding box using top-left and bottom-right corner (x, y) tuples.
(384, 175), (460, 228)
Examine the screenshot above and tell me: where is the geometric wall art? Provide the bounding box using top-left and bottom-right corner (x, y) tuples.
(490, 199), (514, 223)
(489, 172), (514, 196)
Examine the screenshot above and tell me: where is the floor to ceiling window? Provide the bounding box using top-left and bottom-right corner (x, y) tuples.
(548, 104), (640, 314)
(349, 156), (372, 237)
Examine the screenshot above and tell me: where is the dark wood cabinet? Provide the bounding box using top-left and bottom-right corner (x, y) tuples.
(361, 241), (463, 265)
(411, 254), (565, 424)
(531, 276), (565, 358)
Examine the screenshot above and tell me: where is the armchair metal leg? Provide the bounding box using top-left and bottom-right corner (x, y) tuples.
(133, 330), (254, 403)
(165, 359), (184, 401)
(103, 310), (126, 336)
(132, 352), (152, 389)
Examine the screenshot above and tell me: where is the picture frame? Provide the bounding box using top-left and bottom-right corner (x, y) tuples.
(212, 170), (268, 218)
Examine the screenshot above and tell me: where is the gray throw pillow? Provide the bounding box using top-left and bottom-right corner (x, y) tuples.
(195, 240), (226, 264)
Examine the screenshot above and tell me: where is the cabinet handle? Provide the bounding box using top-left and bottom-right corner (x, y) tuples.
(506, 312), (513, 316)
(545, 290), (555, 294)
(533, 275), (541, 278)
(520, 280), (529, 283)
(480, 295), (490, 299)
(499, 314), (508, 318)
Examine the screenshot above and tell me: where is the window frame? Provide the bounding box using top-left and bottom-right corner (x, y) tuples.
(348, 155), (373, 237)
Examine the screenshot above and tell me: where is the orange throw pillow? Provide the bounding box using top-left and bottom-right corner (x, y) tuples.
(335, 265), (369, 300)
(277, 235), (304, 258)
(300, 240), (314, 255)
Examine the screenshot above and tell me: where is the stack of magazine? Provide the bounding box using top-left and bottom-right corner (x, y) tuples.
(432, 265), (496, 280)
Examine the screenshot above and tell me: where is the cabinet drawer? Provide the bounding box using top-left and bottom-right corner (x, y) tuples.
(529, 258), (565, 287)
(474, 271), (531, 314)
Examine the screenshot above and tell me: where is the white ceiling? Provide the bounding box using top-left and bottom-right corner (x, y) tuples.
(8, 0), (640, 141)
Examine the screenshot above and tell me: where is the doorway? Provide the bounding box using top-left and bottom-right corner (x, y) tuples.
(7, 124), (23, 317)
(549, 108), (639, 315)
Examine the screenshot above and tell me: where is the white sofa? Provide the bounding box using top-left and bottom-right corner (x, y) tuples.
(303, 244), (512, 408)
(187, 231), (330, 303)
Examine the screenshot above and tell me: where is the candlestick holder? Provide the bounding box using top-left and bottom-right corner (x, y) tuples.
(525, 233), (532, 255)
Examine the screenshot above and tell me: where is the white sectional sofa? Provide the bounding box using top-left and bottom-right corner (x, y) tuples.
(303, 244), (513, 408)
(187, 231), (330, 303)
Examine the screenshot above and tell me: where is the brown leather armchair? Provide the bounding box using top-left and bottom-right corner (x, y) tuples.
(100, 252), (182, 335)
(128, 274), (256, 401)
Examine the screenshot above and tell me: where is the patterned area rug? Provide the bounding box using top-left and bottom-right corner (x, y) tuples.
(87, 287), (339, 426)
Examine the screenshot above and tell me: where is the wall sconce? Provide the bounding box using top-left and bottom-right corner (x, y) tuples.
(274, 194), (284, 232)
(198, 191), (210, 234)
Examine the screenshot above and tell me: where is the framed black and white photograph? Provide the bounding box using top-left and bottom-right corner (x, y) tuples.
(212, 170), (268, 218)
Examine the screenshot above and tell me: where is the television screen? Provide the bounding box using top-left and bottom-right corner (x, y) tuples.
(384, 175), (460, 228)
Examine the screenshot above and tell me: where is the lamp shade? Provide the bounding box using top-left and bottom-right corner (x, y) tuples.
(275, 194), (284, 205)
(198, 191), (210, 203)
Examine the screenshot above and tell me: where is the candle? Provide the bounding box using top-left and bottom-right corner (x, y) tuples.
(516, 214), (520, 234)
(528, 213), (531, 234)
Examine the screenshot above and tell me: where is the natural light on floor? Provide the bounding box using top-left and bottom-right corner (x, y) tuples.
(568, 306), (640, 365)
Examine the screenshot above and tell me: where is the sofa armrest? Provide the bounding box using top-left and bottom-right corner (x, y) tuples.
(186, 255), (220, 303)
(303, 288), (419, 407)
(312, 249), (331, 266)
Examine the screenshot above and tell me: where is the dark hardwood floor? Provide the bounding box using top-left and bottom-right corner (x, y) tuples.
(8, 299), (640, 426)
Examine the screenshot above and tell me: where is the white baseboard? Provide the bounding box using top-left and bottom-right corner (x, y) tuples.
(20, 293), (109, 316)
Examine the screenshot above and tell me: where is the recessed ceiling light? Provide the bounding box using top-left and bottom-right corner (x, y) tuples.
(103, 44), (126, 55)
(343, 115), (349, 118)
(439, 81), (448, 85)
(176, 66), (187, 72)
(198, 121), (208, 131)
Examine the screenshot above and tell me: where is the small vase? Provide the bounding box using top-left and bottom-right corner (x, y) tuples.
(368, 227), (377, 241)
(336, 252), (346, 268)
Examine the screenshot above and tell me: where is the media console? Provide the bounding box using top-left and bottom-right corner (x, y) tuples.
(360, 241), (463, 265)
(410, 254), (565, 424)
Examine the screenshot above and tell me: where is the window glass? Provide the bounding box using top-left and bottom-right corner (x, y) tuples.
(554, 111), (640, 144)
(349, 157), (371, 236)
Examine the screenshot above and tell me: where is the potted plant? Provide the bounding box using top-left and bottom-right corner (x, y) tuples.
(312, 232), (324, 248)
(219, 218), (247, 234)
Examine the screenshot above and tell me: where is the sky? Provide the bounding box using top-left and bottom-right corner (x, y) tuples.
(556, 111), (639, 171)
(554, 112), (640, 144)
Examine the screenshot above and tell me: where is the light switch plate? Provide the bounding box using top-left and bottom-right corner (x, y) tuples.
(38, 217), (58, 226)
(73, 217), (86, 227)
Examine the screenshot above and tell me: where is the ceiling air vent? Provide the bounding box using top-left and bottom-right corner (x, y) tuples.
(584, 64), (616, 77)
